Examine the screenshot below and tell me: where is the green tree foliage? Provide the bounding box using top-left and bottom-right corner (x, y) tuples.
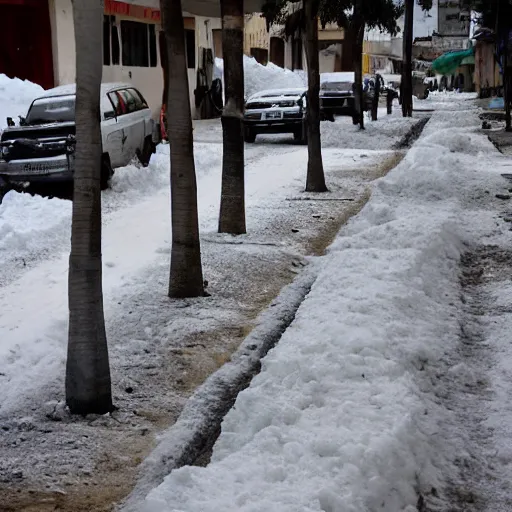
(262, 0), (403, 36)
(417, 0), (433, 11)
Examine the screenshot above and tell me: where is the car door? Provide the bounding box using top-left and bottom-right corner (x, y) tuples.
(102, 90), (126, 169)
(125, 88), (150, 152)
(131, 87), (153, 139)
(116, 89), (140, 166)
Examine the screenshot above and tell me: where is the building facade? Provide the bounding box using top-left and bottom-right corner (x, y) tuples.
(0, 0), (221, 118)
(243, 14), (345, 73)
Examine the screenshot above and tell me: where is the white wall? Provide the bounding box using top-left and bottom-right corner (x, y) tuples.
(50, 0), (76, 86)
(413, 0), (438, 38)
(395, 0), (438, 39)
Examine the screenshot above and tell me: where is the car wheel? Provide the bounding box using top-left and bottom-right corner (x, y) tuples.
(244, 127), (256, 143)
(101, 154), (114, 191)
(138, 136), (156, 167)
(0, 177), (8, 204)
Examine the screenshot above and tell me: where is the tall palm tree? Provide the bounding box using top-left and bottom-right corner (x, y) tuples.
(160, 0), (205, 298)
(303, 0), (327, 192)
(352, 0), (365, 129)
(66, 0), (113, 415)
(402, 0), (414, 117)
(218, 0), (247, 235)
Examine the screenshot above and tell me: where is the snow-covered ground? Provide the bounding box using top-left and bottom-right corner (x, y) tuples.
(140, 102), (512, 511)
(414, 90), (479, 112)
(0, 134), (400, 417)
(0, 111), (410, 287)
(0, 65), (423, 509)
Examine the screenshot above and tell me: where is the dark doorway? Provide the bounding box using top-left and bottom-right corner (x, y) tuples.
(250, 48), (268, 66)
(0, 0), (54, 90)
(292, 38), (303, 70)
(270, 37), (285, 68)
(212, 29), (223, 59)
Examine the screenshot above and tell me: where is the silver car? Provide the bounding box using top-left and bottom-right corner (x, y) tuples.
(0, 83), (158, 190)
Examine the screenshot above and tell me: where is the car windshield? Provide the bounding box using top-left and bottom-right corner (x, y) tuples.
(26, 95), (76, 125)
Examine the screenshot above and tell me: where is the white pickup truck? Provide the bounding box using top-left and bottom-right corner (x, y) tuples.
(0, 82), (158, 190)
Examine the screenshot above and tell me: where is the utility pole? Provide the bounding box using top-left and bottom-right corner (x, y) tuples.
(402, 0), (414, 117)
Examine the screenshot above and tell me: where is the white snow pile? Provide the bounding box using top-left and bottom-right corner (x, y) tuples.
(0, 74), (44, 129)
(321, 111), (417, 150)
(415, 91), (479, 112)
(140, 109), (504, 511)
(214, 56), (307, 99)
(0, 191), (71, 266)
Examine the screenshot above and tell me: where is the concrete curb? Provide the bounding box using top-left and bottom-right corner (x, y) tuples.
(121, 263), (319, 511)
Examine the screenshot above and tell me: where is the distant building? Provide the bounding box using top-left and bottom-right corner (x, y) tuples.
(438, 0), (471, 38)
(364, 0), (472, 76)
(473, 29), (502, 98)
(243, 13), (345, 73)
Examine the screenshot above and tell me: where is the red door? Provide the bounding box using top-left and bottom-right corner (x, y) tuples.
(0, 0), (54, 90)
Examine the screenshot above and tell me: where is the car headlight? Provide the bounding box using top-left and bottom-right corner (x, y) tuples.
(1, 145), (9, 159)
(278, 100), (296, 107)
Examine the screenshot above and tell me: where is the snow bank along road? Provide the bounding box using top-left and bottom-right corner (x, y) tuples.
(140, 104), (512, 512)
(0, 108), (417, 511)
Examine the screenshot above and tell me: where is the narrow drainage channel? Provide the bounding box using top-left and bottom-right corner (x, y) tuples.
(394, 116), (431, 150)
(185, 116), (433, 469)
(122, 268), (317, 511)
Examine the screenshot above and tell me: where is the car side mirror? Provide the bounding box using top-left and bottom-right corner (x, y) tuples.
(6, 117), (14, 127)
(18, 116), (26, 126)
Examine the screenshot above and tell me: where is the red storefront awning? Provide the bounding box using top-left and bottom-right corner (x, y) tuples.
(105, 0), (161, 22)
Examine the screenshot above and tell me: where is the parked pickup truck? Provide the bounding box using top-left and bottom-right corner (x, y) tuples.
(320, 72), (356, 121)
(0, 82), (158, 190)
(243, 88), (308, 144)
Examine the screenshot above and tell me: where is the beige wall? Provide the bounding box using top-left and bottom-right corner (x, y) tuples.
(244, 13), (344, 72)
(48, 1), (220, 119)
(244, 14), (269, 55)
(318, 22), (344, 41)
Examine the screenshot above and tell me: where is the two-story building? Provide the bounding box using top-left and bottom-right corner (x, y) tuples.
(0, 0), (223, 117)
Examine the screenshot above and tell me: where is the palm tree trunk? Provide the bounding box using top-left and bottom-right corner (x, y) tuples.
(218, 0), (246, 234)
(371, 74), (381, 121)
(66, 0), (113, 415)
(402, 0), (414, 117)
(303, 0), (327, 193)
(503, 31), (512, 131)
(341, 25), (355, 72)
(160, 0), (205, 298)
(352, 18), (365, 129)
